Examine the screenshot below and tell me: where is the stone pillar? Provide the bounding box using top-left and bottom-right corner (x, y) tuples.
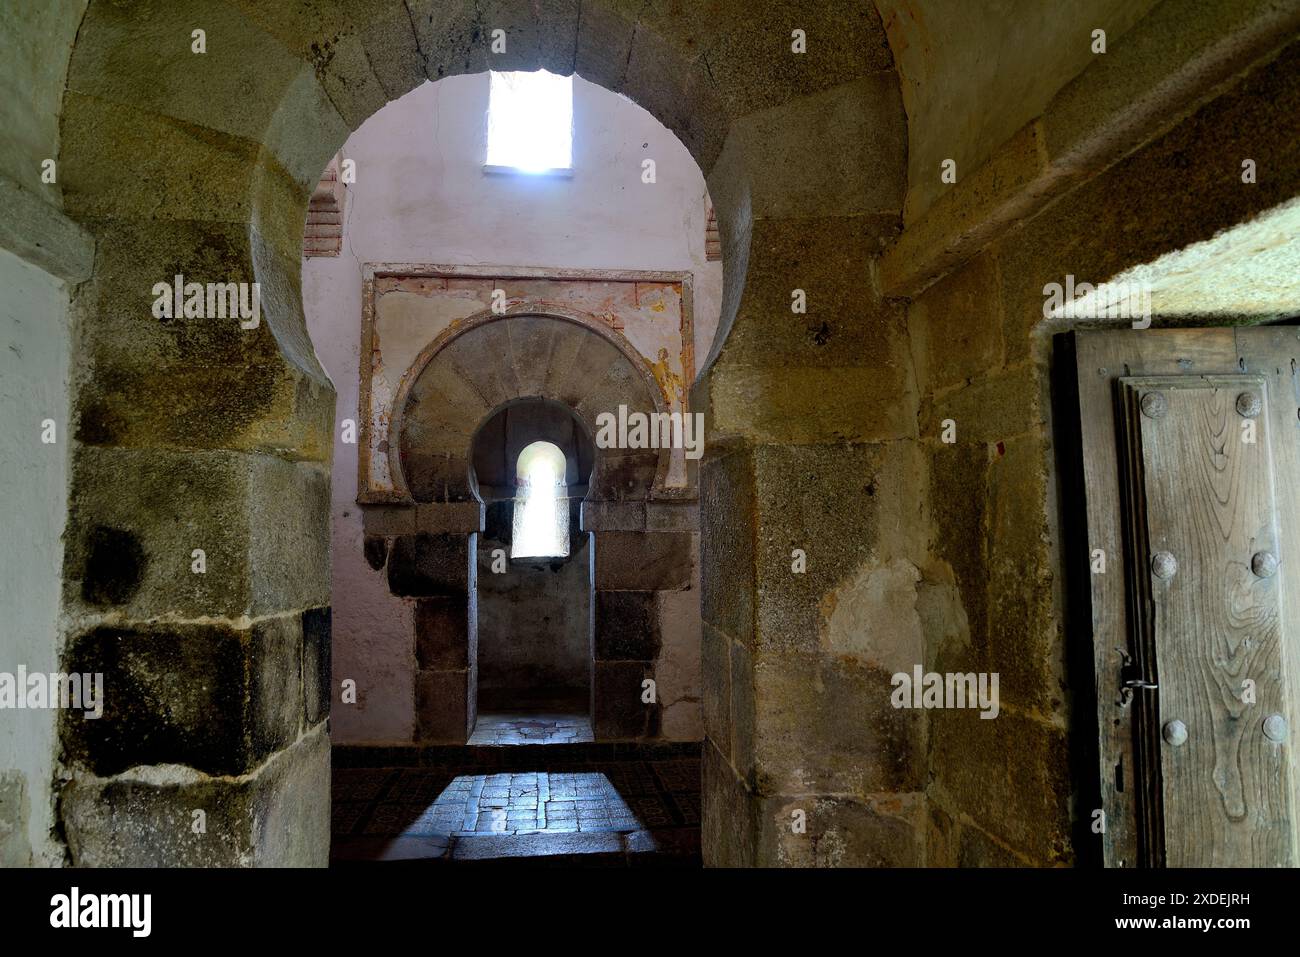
(57, 260), (337, 865)
(584, 500), (696, 740)
(694, 66), (923, 865)
(698, 439), (759, 866)
(699, 434), (931, 867)
(49, 0), (354, 864)
(385, 502), (482, 743)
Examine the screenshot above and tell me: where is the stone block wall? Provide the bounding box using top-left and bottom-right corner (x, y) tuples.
(58, 447), (335, 865)
(908, 251), (1072, 866)
(697, 16), (1300, 868)
(908, 36), (1300, 867)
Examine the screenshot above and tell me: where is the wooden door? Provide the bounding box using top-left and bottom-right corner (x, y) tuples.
(1067, 328), (1300, 867)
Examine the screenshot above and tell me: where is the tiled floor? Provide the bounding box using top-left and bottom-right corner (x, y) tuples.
(331, 757), (701, 865)
(467, 712), (594, 745)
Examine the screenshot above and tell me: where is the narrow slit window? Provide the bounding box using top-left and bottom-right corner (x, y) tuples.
(511, 441), (569, 558)
(485, 70), (573, 174)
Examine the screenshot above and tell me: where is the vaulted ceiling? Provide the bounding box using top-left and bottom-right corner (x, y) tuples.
(875, 0), (1161, 224)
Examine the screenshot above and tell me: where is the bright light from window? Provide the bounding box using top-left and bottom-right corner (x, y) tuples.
(511, 441), (569, 558)
(486, 70), (573, 173)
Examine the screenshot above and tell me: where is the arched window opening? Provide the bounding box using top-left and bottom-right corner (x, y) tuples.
(511, 441), (569, 558)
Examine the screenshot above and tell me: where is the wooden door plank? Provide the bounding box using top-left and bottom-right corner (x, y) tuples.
(1236, 326), (1300, 863)
(1073, 329), (1238, 867)
(1126, 374), (1291, 866)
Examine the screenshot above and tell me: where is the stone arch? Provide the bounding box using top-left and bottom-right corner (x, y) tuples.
(470, 397), (598, 497)
(390, 308), (671, 505)
(386, 311), (696, 745)
(53, 0), (907, 866)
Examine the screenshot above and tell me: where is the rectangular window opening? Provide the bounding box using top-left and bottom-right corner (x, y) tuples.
(485, 70), (574, 176)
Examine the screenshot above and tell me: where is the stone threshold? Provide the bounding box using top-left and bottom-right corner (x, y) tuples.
(332, 741), (702, 769)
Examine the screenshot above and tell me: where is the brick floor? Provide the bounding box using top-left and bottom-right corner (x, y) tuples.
(467, 712), (594, 746)
(331, 757), (701, 865)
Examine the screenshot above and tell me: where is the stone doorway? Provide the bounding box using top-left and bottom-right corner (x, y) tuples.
(39, 0), (916, 868)
(313, 79), (710, 862)
(471, 401), (595, 744)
